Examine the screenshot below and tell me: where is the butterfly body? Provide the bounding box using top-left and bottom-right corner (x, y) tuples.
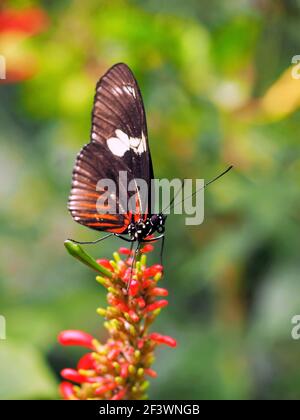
(126, 213), (166, 242)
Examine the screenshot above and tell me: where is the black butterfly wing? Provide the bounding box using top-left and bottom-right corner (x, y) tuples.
(92, 63), (153, 216)
(68, 63), (153, 233)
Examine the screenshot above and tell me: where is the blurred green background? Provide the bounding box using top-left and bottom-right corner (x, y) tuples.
(1, 0), (300, 400)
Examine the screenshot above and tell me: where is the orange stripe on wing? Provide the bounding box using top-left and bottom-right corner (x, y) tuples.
(69, 202), (96, 209)
(76, 213), (120, 221)
(85, 223), (127, 234)
(72, 192), (100, 199)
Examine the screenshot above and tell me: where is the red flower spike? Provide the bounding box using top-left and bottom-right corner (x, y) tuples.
(60, 382), (77, 400)
(60, 243), (176, 400)
(149, 333), (177, 348)
(145, 300), (168, 313)
(58, 330), (95, 349)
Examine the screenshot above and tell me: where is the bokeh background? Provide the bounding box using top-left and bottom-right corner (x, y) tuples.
(1, 0), (300, 400)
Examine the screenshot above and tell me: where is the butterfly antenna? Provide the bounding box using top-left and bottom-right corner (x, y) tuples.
(67, 233), (113, 245)
(162, 179), (185, 213)
(160, 235), (165, 269)
(167, 165), (233, 212)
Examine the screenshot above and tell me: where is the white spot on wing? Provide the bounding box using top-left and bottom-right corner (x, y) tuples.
(107, 129), (146, 157)
(122, 84), (136, 98)
(107, 130), (130, 157)
(131, 132), (146, 154)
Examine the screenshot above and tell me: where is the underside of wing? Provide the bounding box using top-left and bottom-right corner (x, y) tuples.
(68, 63), (154, 232)
(68, 142), (131, 233)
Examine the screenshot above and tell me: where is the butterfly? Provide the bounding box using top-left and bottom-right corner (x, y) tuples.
(68, 63), (167, 251)
(68, 63), (233, 257)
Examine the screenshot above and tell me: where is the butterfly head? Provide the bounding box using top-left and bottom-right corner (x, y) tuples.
(150, 213), (166, 234)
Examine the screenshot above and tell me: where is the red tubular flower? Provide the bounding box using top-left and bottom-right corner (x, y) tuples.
(149, 333), (177, 348)
(144, 265), (163, 278)
(145, 300), (169, 312)
(136, 297), (146, 308)
(150, 287), (169, 297)
(58, 330), (95, 350)
(108, 295), (129, 313)
(145, 368), (158, 378)
(128, 280), (139, 297)
(128, 309), (139, 322)
(59, 244), (176, 400)
(119, 247), (133, 255)
(142, 279), (155, 289)
(61, 368), (87, 384)
(120, 363), (129, 378)
(97, 259), (114, 271)
(95, 382), (117, 395)
(107, 348), (121, 361)
(140, 244), (154, 253)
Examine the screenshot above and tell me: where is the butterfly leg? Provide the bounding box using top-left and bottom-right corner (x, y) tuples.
(160, 234), (165, 268)
(67, 233), (114, 245)
(114, 234), (135, 243)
